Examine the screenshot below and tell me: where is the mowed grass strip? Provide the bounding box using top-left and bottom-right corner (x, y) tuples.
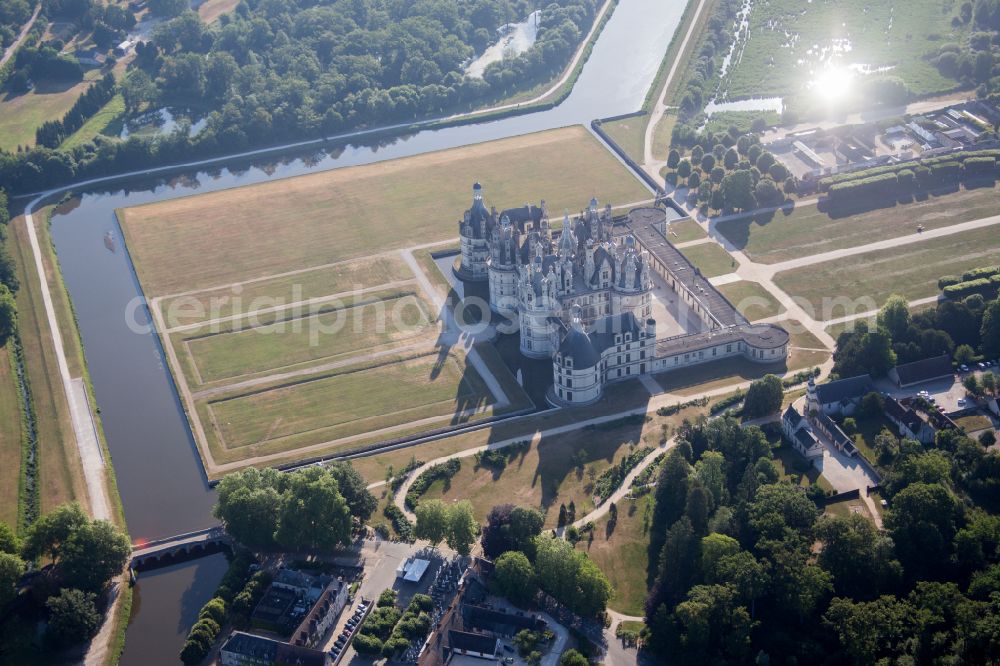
(206, 351), (493, 454)
(666, 218), (707, 243)
(10, 211), (90, 514)
(158, 254), (413, 327)
(773, 225), (1000, 320)
(717, 280), (785, 321)
(0, 345), (24, 529)
(575, 494), (652, 616)
(118, 125), (651, 297)
(679, 241), (737, 277)
(716, 185), (1000, 264)
(183, 291), (435, 384)
(599, 115), (647, 164)
(419, 419), (661, 529)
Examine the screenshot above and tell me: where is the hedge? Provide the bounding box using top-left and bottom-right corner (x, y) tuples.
(827, 172), (899, 200)
(818, 148), (1000, 191)
(942, 274), (1000, 298)
(962, 265), (1000, 281)
(404, 458), (461, 509)
(938, 275), (962, 289)
(963, 156), (998, 173)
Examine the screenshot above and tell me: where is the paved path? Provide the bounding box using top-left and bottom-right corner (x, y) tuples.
(641, 0), (711, 171)
(571, 440), (673, 529)
(22, 199), (111, 521)
(0, 3), (40, 69)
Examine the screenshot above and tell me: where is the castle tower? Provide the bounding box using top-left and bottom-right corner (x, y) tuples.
(457, 181), (492, 281)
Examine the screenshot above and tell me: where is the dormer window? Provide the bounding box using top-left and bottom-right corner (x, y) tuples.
(615, 334), (622, 344)
(566, 358), (573, 368)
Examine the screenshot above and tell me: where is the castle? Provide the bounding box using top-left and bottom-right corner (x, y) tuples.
(456, 182), (791, 406)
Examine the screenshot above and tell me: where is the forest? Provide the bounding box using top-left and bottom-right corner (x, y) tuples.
(642, 415), (1000, 663)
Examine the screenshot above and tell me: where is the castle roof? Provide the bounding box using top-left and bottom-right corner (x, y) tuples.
(558, 326), (601, 368)
(589, 312), (644, 353)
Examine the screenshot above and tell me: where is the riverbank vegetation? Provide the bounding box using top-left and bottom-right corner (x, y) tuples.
(0, 0), (610, 194)
(638, 415), (1000, 662)
(0, 502), (130, 663)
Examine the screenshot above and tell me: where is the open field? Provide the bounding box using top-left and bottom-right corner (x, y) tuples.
(158, 254), (413, 326)
(774, 225), (1000, 320)
(717, 280), (785, 321)
(175, 289), (433, 385)
(716, 186), (1000, 264)
(723, 0), (968, 103)
(575, 494), (652, 616)
(419, 419), (662, 529)
(679, 241), (737, 277)
(118, 126), (652, 297)
(599, 115), (647, 164)
(202, 350), (497, 464)
(0, 345), (23, 529)
(665, 218), (706, 243)
(197, 0), (240, 22)
(0, 68), (104, 151)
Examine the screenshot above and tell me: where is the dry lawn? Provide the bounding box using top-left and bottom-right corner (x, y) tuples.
(118, 125), (651, 296)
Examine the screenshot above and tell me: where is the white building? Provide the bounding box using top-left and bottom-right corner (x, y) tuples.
(456, 183), (790, 405)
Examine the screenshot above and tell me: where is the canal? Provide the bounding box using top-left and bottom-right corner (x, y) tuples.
(43, 0), (686, 660)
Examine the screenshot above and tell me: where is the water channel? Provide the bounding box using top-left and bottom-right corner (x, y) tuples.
(42, 0), (687, 660)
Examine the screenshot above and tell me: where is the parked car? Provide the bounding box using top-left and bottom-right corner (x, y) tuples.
(960, 364), (970, 372)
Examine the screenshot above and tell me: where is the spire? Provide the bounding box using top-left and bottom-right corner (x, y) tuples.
(472, 181), (483, 202)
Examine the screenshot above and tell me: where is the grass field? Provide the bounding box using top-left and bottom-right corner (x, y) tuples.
(723, 0), (968, 104)
(824, 495), (874, 521)
(197, 0), (240, 22)
(118, 126), (651, 297)
(955, 414), (993, 433)
(665, 218), (706, 243)
(0, 344), (24, 530)
(157, 254), (413, 325)
(717, 280), (785, 321)
(773, 446), (834, 493)
(716, 186), (1000, 264)
(0, 69), (103, 151)
(176, 290), (434, 385)
(599, 115), (647, 164)
(10, 210), (91, 515)
(203, 350), (496, 463)
(419, 420), (662, 529)
(774, 225), (1000, 320)
(60, 93), (124, 150)
(575, 494), (652, 616)
(679, 241), (738, 277)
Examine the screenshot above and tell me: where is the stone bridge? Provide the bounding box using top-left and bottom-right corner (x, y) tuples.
(130, 526), (232, 570)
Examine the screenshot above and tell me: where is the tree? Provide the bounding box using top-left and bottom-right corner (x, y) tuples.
(878, 294), (911, 339)
(482, 504), (544, 559)
(724, 147), (740, 169)
(720, 170), (756, 211)
(885, 482), (958, 581)
(493, 551), (536, 606)
(648, 517), (699, 614)
(325, 461), (377, 521)
(274, 468), (352, 551)
(559, 649), (589, 666)
(859, 391), (885, 418)
(701, 154), (716, 172)
(815, 514), (901, 598)
(46, 588), (102, 646)
(667, 149), (680, 169)
(0, 552), (25, 606)
(688, 171), (701, 189)
(956, 344), (977, 365)
(701, 532), (740, 581)
(742, 374), (783, 418)
(673, 584), (753, 660)
(982, 371), (997, 395)
(534, 534), (611, 617)
(755, 151), (776, 173)
(677, 159), (692, 182)
(21, 502), (88, 562)
(415, 499), (449, 547)
(60, 520), (131, 592)
(214, 467), (283, 549)
(0, 285), (16, 346)
(747, 483), (819, 542)
(964, 373), (985, 398)
(446, 500), (479, 556)
(981, 298), (1000, 358)
(824, 595), (916, 664)
(0, 521), (18, 554)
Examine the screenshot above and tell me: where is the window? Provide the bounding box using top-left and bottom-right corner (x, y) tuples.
(566, 378), (573, 388)
(726, 344), (732, 353)
(567, 391), (573, 401)
(526, 339), (532, 350)
(712, 347), (717, 357)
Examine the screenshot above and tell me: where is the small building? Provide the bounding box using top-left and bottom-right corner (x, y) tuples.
(888, 354), (953, 388)
(884, 396), (936, 444)
(114, 40), (134, 56)
(811, 411), (858, 457)
(447, 630), (500, 660)
(782, 404), (823, 457)
(220, 631), (328, 666)
(397, 558), (431, 583)
(805, 374), (873, 416)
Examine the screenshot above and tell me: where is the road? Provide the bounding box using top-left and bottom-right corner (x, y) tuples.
(0, 3), (40, 69)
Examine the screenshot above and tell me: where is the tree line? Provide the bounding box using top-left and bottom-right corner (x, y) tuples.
(0, 0), (601, 195)
(35, 72), (117, 148)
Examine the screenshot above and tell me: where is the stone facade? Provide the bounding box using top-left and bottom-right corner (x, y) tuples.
(456, 183), (791, 406)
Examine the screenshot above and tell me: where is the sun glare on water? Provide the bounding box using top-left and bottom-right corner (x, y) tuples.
(811, 65), (854, 104)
